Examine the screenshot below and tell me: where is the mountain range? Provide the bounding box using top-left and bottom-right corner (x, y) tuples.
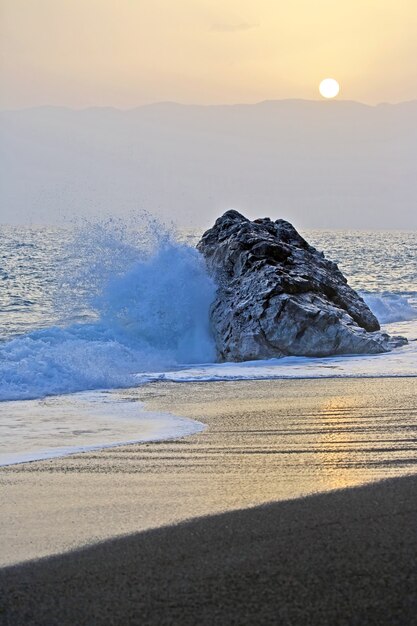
(1, 99), (416, 229)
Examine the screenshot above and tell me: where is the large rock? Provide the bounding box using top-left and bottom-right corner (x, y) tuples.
(197, 210), (407, 361)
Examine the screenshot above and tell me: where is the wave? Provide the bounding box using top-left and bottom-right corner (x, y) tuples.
(360, 292), (417, 324)
(0, 220), (216, 401)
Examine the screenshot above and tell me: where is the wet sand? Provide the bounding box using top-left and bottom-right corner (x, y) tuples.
(1, 377), (416, 570)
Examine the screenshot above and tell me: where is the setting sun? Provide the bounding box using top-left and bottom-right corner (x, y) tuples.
(319, 78), (340, 99)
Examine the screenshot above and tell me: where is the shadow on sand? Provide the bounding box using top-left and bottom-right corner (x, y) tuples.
(1, 474), (416, 625)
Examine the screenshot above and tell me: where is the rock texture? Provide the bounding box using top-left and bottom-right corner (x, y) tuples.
(197, 210), (407, 361)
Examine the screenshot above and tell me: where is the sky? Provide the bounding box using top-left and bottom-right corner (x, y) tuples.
(1, 0), (417, 109)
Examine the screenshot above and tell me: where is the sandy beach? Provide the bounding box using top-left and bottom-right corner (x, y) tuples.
(1, 376), (416, 624)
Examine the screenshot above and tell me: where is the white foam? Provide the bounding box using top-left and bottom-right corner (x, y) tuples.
(0, 390), (205, 466)
(361, 292), (417, 324)
(134, 319), (417, 384)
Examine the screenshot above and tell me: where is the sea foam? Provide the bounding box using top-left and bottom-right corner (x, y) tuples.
(0, 390), (205, 466)
(360, 292), (417, 324)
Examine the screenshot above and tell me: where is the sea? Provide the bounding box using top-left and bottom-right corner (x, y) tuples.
(1, 218), (416, 465)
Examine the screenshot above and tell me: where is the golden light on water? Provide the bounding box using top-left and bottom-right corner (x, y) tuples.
(319, 78), (340, 99)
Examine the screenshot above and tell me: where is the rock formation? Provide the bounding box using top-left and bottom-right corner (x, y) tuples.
(197, 210), (407, 362)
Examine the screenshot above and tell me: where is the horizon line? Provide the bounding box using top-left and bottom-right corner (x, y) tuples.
(1, 97), (417, 114)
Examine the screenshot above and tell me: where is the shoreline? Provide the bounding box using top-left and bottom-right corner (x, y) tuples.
(1, 373), (416, 469)
(1, 376), (416, 569)
(0, 417), (207, 468)
(0, 390), (206, 468)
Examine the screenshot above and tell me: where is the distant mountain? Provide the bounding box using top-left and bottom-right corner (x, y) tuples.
(1, 100), (416, 229)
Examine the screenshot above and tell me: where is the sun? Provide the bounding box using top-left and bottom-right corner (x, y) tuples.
(319, 78), (340, 99)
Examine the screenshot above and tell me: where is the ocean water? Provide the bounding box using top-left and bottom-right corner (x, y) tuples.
(0, 219), (416, 465)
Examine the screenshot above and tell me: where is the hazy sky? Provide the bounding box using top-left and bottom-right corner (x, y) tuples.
(1, 0), (417, 109)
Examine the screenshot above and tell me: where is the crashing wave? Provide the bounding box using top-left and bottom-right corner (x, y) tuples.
(361, 292), (417, 324)
(0, 220), (216, 401)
